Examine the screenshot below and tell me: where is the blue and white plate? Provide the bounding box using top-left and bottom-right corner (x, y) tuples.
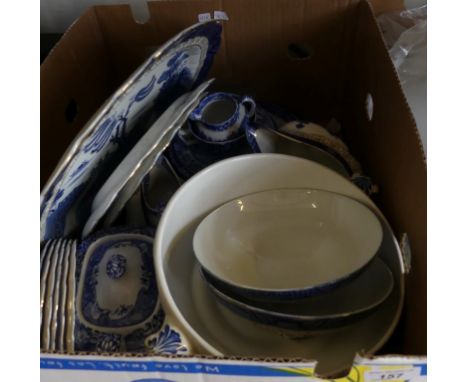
(40, 21), (222, 241)
(41, 239), (62, 349)
(65, 240), (77, 352)
(40, 239), (76, 351)
(49, 240), (65, 350)
(74, 229), (165, 352)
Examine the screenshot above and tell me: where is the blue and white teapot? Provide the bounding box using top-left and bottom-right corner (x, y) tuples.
(189, 92), (256, 143)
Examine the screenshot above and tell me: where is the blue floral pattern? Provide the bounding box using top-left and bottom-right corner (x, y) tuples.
(40, 22), (222, 241)
(80, 239), (157, 328)
(147, 325), (187, 355)
(74, 228), (164, 352)
(106, 254), (127, 279)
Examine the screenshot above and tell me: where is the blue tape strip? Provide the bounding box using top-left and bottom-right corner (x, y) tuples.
(40, 357), (304, 377)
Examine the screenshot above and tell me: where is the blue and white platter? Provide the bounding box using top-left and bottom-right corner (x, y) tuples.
(40, 21), (222, 241)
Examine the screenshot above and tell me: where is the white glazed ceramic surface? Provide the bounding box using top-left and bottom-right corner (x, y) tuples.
(82, 80), (213, 237)
(66, 240), (77, 352)
(277, 121), (362, 175)
(250, 127), (350, 177)
(194, 188), (382, 292)
(155, 154), (405, 376)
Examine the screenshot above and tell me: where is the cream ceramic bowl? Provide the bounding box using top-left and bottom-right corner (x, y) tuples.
(154, 154), (405, 376)
(193, 188), (383, 300)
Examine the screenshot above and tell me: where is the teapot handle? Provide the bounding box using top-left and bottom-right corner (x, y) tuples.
(241, 96), (256, 120)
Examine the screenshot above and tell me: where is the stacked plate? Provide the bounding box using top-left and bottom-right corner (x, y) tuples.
(40, 239), (76, 351)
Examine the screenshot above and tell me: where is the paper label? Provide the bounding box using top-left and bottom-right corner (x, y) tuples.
(40, 354), (426, 382)
(364, 367), (422, 381)
(214, 11), (229, 21)
(198, 13), (212, 22)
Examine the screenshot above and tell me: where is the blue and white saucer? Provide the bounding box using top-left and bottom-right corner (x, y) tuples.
(166, 103), (290, 180)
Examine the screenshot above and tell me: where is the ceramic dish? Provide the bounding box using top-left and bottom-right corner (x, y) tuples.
(155, 154), (405, 376)
(193, 188), (383, 300)
(41, 239), (62, 349)
(246, 126), (351, 177)
(66, 240), (77, 352)
(40, 240), (57, 328)
(166, 104), (281, 180)
(40, 21), (222, 241)
(278, 121), (362, 175)
(189, 92), (255, 143)
(201, 257), (394, 335)
(49, 241), (65, 350)
(82, 80), (213, 237)
(57, 240), (72, 350)
(74, 229), (168, 352)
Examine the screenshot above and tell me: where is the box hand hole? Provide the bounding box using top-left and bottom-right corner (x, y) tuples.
(65, 98), (78, 123)
(287, 43), (313, 60)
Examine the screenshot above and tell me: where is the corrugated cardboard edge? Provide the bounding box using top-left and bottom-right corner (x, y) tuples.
(40, 350), (426, 380)
(366, 0), (426, 166)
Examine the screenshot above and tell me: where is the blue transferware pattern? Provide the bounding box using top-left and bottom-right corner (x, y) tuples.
(201, 261), (369, 302)
(189, 92), (256, 143)
(40, 21), (222, 241)
(166, 122), (252, 180)
(74, 228), (172, 352)
(146, 324), (188, 355)
(166, 102), (287, 180)
(201, 259), (393, 334)
(106, 254), (127, 280)
(79, 238), (156, 327)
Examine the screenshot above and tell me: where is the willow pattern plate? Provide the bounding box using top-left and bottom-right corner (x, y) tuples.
(40, 21), (222, 241)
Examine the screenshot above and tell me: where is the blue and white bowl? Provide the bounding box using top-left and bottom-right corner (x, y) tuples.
(201, 258), (394, 336)
(193, 188), (384, 302)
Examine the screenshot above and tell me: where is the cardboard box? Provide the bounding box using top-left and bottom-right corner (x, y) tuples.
(40, 0), (426, 380)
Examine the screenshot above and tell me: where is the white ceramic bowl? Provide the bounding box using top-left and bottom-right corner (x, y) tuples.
(193, 188), (383, 300)
(155, 154), (405, 376)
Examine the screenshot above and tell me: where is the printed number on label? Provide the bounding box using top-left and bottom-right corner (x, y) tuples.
(365, 368), (420, 381)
